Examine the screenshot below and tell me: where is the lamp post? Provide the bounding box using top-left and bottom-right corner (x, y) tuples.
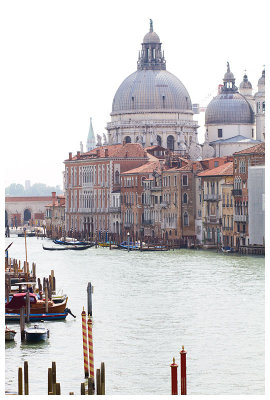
(127, 232), (130, 252)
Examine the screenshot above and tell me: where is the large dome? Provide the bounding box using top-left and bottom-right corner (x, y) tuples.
(111, 69), (192, 114)
(205, 92), (254, 124)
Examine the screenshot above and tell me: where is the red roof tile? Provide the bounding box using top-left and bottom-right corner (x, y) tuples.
(122, 161), (161, 175)
(67, 143), (147, 161)
(198, 162), (233, 177)
(233, 142), (265, 155)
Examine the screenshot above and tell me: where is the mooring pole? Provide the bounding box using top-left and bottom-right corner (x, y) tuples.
(81, 308), (89, 378)
(24, 361), (29, 395)
(170, 357), (178, 395)
(87, 283), (92, 317)
(87, 315), (95, 382)
(180, 345), (187, 395)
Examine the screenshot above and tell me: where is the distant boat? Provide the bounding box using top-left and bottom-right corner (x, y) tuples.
(5, 327), (16, 341)
(118, 241), (140, 250)
(42, 244), (93, 251)
(18, 232), (36, 237)
(53, 239), (91, 246)
(24, 324), (49, 342)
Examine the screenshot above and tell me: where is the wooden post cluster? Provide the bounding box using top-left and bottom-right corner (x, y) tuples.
(95, 362), (105, 395)
(17, 361), (29, 395)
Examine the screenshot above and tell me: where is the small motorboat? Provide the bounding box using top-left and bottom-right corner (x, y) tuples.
(118, 241), (140, 250)
(24, 324), (49, 342)
(42, 244), (93, 251)
(222, 246), (234, 253)
(5, 327), (16, 341)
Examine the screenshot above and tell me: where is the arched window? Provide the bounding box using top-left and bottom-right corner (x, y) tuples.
(167, 135), (175, 151)
(183, 193), (188, 204)
(24, 209), (31, 222)
(157, 135), (162, 146)
(125, 136), (131, 143)
(115, 170), (120, 184)
(183, 212), (189, 226)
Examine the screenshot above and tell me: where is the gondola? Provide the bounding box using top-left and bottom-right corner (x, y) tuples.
(42, 244), (93, 251)
(53, 239), (91, 246)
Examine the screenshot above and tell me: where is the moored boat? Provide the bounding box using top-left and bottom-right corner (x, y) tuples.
(42, 244), (93, 251)
(5, 312), (69, 322)
(5, 292), (68, 314)
(53, 239), (91, 246)
(118, 241), (140, 250)
(24, 324), (49, 342)
(5, 327), (16, 341)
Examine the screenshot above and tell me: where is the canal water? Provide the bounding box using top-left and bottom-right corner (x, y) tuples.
(5, 235), (265, 395)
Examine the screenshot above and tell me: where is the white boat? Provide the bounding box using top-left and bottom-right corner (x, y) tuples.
(5, 327), (16, 341)
(24, 324), (49, 342)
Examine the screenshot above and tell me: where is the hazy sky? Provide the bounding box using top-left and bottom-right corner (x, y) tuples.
(2, 0), (267, 188)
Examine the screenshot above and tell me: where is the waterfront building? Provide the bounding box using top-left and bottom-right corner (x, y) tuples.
(198, 162), (233, 247)
(5, 196), (51, 228)
(221, 175), (234, 248)
(203, 63), (264, 158)
(106, 20), (202, 159)
(44, 192), (65, 238)
(120, 159), (161, 239)
(248, 166), (265, 246)
(232, 143), (265, 248)
(63, 143), (149, 236)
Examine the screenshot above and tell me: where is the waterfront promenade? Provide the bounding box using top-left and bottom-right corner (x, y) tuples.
(5, 235), (265, 395)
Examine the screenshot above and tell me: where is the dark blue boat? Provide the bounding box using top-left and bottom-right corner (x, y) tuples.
(5, 312), (68, 322)
(24, 324), (49, 342)
(118, 241), (140, 250)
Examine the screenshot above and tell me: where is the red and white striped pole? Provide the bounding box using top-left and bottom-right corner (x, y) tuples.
(170, 357), (178, 395)
(180, 345), (187, 395)
(81, 308), (89, 378)
(87, 314), (95, 381)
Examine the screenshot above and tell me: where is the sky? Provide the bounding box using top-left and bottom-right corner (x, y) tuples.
(1, 0), (267, 189)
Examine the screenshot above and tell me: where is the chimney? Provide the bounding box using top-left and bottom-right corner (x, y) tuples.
(69, 152), (72, 160)
(52, 191), (56, 206)
(96, 149), (100, 157)
(122, 139), (126, 146)
(77, 151), (80, 159)
(104, 148), (109, 158)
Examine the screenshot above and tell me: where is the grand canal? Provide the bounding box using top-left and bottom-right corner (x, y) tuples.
(5, 235), (265, 395)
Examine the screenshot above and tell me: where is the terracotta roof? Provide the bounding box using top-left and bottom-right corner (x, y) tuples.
(67, 143), (147, 161)
(122, 161), (161, 175)
(5, 196), (52, 202)
(198, 162), (233, 177)
(233, 142), (265, 155)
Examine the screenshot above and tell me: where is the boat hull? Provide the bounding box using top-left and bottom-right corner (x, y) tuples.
(24, 326), (49, 342)
(5, 312), (68, 321)
(6, 297), (68, 314)
(5, 329), (16, 341)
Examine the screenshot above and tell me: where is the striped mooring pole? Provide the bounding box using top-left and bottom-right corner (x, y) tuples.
(87, 315), (95, 381)
(81, 308), (89, 378)
(180, 345), (187, 395)
(170, 357), (178, 395)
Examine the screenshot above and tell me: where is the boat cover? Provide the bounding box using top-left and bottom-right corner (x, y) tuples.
(5, 293), (37, 310)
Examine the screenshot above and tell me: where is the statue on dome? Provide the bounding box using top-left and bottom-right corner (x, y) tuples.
(103, 133), (108, 145)
(96, 134), (102, 147)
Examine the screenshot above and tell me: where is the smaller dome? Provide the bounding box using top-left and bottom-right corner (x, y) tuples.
(143, 31), (160, 43)
(240, 74), (252, 89)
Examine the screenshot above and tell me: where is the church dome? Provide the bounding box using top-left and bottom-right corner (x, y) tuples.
(111, 69), (192, 114)
(240, 73), (252, 89)
(205, 92), (254, 124)
(111, 20), (192, 115)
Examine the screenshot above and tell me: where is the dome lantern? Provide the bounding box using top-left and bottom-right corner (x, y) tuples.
(221, 62), (237, 93)
(137, 19), (166, 71)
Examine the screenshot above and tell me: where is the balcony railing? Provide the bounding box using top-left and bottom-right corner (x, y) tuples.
(124, 223), (132, 228)
(234, 214), (248, 222)
(204, 216), (222, 224)
(109, 207), (121, 213)
(142, 220), (154, 225)
(203, 193), (221, 201)
(232, 189), (242, 196)
(161, 201), (169, 208)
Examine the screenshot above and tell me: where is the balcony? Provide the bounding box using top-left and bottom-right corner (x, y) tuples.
(234, 214), (248, 222)
(232, 189), (242, 196)
(124, 223), (132, 228)
(203, 193), (221, 201)
(205, 216), (222, 225)
(109, 207), (121, 213)
(161, 201), (169, 208)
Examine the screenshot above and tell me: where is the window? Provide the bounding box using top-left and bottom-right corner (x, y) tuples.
(218, 129), (223, 138)
(183, 193), (188, 204)
(167, 135), (175, 151)
(125, 136), (131, 143)
(214, 161), (219, 167)
(174, 175), (177, 186)
(182, 175), (188, 186)
(183, 212), (189, 226)
(115, 170), (120, 184)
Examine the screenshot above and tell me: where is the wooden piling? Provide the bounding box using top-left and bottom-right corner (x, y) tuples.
(26, 292), (30, 323)
(100, 362), (105, 395)
(20, 307), (25, 341)
(24, 361), (29, 395)
(45, 286), (49, 313)
(18, 367), (23, 395)
(180, 346), (187, 395)
(87, 377), (95, 395)
(52, 361), (57, 394)
(48, 368), (53, 395)
(81, 382), (86, 395)
(96, 369), (101, 395)
(56, 383), (61, 395)
(87, 283), (92, 317)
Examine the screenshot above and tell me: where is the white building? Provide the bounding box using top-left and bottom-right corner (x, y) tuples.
(248, 166), (265, 245)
